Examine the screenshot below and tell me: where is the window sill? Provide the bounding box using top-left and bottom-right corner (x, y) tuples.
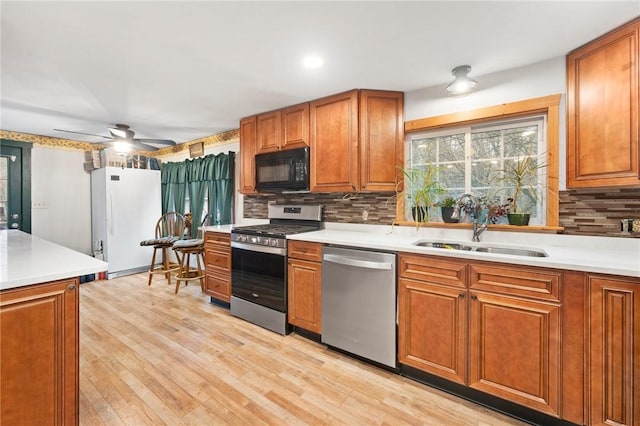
(394, 220), (564, 234)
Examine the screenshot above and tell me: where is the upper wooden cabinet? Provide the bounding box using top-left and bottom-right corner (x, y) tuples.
(567, 18), (640, 188)
(239, 116), (257, 194)
(310, 89), (404, 192)
(256, 103), (310, 154)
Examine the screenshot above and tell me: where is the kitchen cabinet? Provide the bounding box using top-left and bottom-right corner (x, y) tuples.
(287, 240), (322, 333)
(1, 278), (79, 426)
(204, 231), (231, 303)
(566, 18), (640, 188)
(398, 253), (585, 422)
(309, 89), (404, 192)
(256, 103), (309, 154)
(239, 116), (257, 194)
(588, 274), (640, 426)
(398, 255), (467, 384)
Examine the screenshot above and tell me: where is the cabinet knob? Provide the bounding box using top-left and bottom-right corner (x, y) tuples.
(459, 293), (465, 298)
(471, 294), (478, 300)
(67, 284), (76, 291)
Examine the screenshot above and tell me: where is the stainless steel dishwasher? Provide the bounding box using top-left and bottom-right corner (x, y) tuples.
(321, 245), (397, 368)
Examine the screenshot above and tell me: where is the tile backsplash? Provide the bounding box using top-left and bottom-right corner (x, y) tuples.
(243, 188), (640, 238)
(559, 188), (640, 238)
(243, 192), (397, 224)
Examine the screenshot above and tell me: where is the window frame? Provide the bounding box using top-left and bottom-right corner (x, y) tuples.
(402, 94), (561, 229)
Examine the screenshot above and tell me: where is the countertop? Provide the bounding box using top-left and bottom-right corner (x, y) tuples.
(1, 230), (108, 291)
(202, 222), (640, 278)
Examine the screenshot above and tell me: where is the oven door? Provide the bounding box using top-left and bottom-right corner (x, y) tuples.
(231, 246), (287, 312)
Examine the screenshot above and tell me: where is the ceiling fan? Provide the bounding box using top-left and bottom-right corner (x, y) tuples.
(54, 124), (177, 153)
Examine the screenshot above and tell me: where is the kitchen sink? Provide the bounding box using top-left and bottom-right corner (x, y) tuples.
(412, 240), (548, 257)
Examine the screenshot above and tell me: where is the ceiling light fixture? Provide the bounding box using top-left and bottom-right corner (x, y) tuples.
(303, 55), (323, 69)
(446, 65), (477, 95)
(112, 140), (132, 155)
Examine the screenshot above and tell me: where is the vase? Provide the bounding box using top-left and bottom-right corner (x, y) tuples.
(507, 213), (530, 226)
(440, 206), (459, 223)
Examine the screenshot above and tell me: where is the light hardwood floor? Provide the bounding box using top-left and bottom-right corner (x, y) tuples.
(79, 273), (527, 425)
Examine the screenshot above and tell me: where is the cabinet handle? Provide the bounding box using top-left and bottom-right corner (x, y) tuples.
(458, 293), (465, 298)
(470, 294), (478, 300)
(67, 284), (76, 291)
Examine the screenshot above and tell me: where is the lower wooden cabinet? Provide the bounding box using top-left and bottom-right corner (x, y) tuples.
(204, 231), (231, 303)
(588, 274), (640, 426)
(468, 291), (561, 416)
(1, 278), (79, 426)
(287, 241), (322, 333)
(398, 253), (583, 422)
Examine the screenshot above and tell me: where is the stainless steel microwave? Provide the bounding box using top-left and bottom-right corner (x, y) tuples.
(255, 147), (309, 192)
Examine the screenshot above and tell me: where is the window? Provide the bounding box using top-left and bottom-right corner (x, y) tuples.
(409, 116), (547, 224)
(402, 94), (561, 228)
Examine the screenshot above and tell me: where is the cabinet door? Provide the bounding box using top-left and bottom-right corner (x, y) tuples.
(398, 277), (467, 384)
(1, 279), (79, 426)
(567, 18), (639, 188)
(281, 102), (309, 150)
(469, 292), (561, 417)
(589, 275), (640, 426)
(287, 258), (322, 333)
(239, 116), (257, 194)
(256, 110), (282, 153)
(359, 90), (404, 192)
(310, 90), (359, 192)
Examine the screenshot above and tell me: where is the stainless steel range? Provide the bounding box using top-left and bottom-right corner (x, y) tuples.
(230, 204), (322, 335)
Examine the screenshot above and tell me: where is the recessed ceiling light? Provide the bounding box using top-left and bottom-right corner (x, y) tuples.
(303, 56), (323, 69)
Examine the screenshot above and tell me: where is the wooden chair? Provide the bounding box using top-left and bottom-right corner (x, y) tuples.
(140, 212), (185, 286)
(172, 214), (211, 294)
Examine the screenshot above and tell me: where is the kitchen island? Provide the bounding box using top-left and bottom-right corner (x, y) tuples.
(0, 230), (107, 425)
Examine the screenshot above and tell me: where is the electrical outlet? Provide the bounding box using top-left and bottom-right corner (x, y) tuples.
(632, 219), (640, 233)
(362, 210), (368, 221)
(32, 201), (48, 209)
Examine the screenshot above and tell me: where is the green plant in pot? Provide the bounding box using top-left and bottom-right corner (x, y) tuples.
(499, 155), (547, 226)
(436, 195), (459, 223)
(399, 164), (444, 224)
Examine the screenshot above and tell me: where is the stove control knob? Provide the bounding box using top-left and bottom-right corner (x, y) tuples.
(250, 236), (257, 244)
(270, 239), (278, 247)
(263, 239), (270, 246)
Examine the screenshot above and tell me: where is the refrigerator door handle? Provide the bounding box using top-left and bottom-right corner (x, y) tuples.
(108, 190), (114, 235)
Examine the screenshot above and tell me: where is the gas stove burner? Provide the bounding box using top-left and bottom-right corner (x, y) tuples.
(232, 224), (319, 238)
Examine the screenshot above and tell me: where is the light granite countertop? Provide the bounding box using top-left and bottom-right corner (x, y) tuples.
(1, 230), (108, 291)
(203, 222), (640, 278)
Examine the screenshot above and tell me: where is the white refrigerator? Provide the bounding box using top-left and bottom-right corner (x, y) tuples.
(91, 167), (162, 279)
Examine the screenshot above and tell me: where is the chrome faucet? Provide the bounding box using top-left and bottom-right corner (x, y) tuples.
(451, 193), (492, 242)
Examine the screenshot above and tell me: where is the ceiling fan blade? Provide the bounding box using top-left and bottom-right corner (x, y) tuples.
(130, 141), (159, 151)
(135, 138), (176, 146)
(54, 128), (113, 140)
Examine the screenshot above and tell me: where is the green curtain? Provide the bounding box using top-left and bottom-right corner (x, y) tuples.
(171, 162), (187, 215)
(205, 152), (235, 225)
(185, 157), (207, 238)
(160, 163), (173, 214)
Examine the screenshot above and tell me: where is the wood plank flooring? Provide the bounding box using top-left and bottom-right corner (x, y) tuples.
(79, 273), (527, 425)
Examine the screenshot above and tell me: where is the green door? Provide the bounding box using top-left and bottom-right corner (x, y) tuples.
(0, 140), (31, 233)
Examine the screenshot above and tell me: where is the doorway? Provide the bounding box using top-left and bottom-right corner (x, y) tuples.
(0, 140), (31, 233)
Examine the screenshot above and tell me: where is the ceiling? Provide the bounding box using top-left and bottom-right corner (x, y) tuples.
(1, 1), (638, 146)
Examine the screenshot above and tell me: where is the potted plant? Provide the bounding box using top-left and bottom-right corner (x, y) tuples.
(498, 155), (546, 226)
(436, 195), (458, 223)
(398, 164), (444, 223)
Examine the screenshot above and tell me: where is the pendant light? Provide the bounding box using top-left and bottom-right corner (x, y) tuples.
(446, 65), (477, 95)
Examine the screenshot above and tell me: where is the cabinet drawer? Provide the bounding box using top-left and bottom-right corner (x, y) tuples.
(288, 240), (323, 262)
(204, 232), (230, 247)
(469, 263), (560, 302)
(205, 271), (231, 302)
(205, 248), (231, 272)
(398, 254), (466, 289)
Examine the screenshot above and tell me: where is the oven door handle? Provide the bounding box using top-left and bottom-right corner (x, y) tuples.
(231, 241), (286, 256)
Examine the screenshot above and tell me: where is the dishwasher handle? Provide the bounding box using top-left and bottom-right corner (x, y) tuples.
(323, 253), (393, 270)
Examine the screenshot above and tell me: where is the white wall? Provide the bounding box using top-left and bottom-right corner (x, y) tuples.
(404, 56), (568, 188)
(31, 146), (92, 254)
